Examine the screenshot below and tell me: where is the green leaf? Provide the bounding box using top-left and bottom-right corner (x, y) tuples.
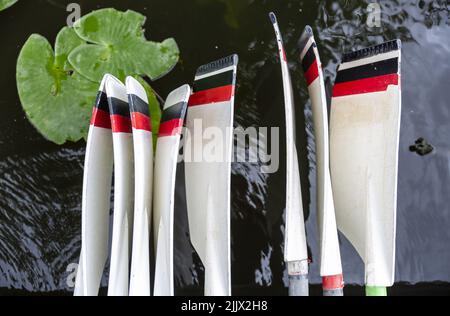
(0, 0), (17, 11)
(134, 76), (161, 149)
(17, 27), (98, 145)
(69, 8), (180, 83)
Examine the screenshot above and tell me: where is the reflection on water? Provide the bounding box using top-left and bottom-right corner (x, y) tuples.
(0, 0), (449, 294)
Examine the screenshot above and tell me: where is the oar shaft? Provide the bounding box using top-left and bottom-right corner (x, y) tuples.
(289, 275), (309, 296)
(366, 286), (387, 296)
(287, 260), (309, 296)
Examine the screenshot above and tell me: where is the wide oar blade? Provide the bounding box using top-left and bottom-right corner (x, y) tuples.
(298, 26), (343, 296)
(185, 55), (238, 296)
(330, 40), (402, 295)
(126, 77), (153, 296)
(153, 85), (190, 296)
(75, 74), (114, 296)
(269, 12), (309, 296)
(106, 76), (135, 296)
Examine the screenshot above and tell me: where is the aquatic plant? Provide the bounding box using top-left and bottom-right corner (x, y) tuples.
(0, 0), (17, 11)
(16, 8), (179, 145)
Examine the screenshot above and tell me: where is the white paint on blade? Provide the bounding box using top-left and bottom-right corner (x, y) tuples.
(185, 97), (235, 296)
(195, 65), (235, 81)
(126, 76), (148, 102)
(80, 123), (113, 296)
(300, 37), (314, 60)
(153, 85), (190, 296)
(153, 136), (178, 296)
(338, 50), (400, 71)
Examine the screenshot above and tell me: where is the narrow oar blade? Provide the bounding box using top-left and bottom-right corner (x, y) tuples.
(126, 77), (153, 296)
(298, 26), (343, 296)
(185, 55), (238, 296)
(106, 76), (135, 296)
(269, 12), (309, 296)
(76, 74), (114, 296)
(153, 85), (190, 296)
(330, 40), (402, 292)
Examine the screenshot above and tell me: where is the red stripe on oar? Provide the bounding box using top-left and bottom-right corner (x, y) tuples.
(323, 274), (344, 291)
(333, 73), (399, 97)
(304, 59), (319, 86)
(281, 48), (287, 62)
(110, 115), (132, 134)
(90, 108), (111, 129)
(159, 119), (184, 137)
(189, 85), (235, 107)
(131, 112), (152, 132)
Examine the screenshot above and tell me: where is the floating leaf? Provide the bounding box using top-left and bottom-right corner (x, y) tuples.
(69, 8), (180, 83)
(0, 0), (17, 11)
(17, 27), (98, 144)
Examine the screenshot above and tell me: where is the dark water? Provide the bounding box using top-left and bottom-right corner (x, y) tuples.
(0, 0), (449, 295)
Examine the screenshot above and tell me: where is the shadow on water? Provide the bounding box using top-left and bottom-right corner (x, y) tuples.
(0, 0), (449, 295)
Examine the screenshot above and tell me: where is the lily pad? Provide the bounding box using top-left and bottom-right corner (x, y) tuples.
(69, 8), (180, 83)
(0, 0), (17, 11)
(17, 27), (98, 145)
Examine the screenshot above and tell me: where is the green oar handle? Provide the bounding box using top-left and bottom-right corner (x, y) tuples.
(289, 274), (309, 296)
(366, 286), (387, 296)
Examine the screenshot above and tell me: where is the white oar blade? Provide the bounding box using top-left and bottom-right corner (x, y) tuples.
(298, 26), (343, 294)
(153, 85), (190, 296)
(330, 40), (402, 287)
(126, 77), (153, 296)
(185, 55), (238, 296)
(106, 76), (135, 296)
(76, 75), (114, 296)
(269, 12), (308, 296)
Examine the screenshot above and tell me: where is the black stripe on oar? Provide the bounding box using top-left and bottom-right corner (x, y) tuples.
(108, 97), (131, 118)
(161, 102), (188, 123)
(128, 94), (149, 117)
(335, 58), (399, 84)
(193, 70), (235, 93)
(301, 44), (316, 73)
(95, 91), (109, 112)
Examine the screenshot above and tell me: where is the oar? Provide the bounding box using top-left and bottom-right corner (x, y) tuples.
(126, 77), (153, 296)
(105, 75), (135, 296)
(329, 40), (402, 296)
(74, 74), (114, 296)
(298, 26), (344, 296)
(269, 12), (309, 296)
(153, 85), (191, 296)
(185, 55), (239, 296)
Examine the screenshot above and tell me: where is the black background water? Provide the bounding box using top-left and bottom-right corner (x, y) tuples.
(0, 0), (449, 295)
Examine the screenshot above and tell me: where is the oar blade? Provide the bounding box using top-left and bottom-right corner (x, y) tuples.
(269, 12), (309, 296)
(126, 76), (153, 296)
(106, 75), (135, 296)
(153, 84), (190, 296)
(330, 40), (402, 288)
(185, 55), (238, 296)
(298, 26), (343, 296)
(77, 75), (114, 296)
